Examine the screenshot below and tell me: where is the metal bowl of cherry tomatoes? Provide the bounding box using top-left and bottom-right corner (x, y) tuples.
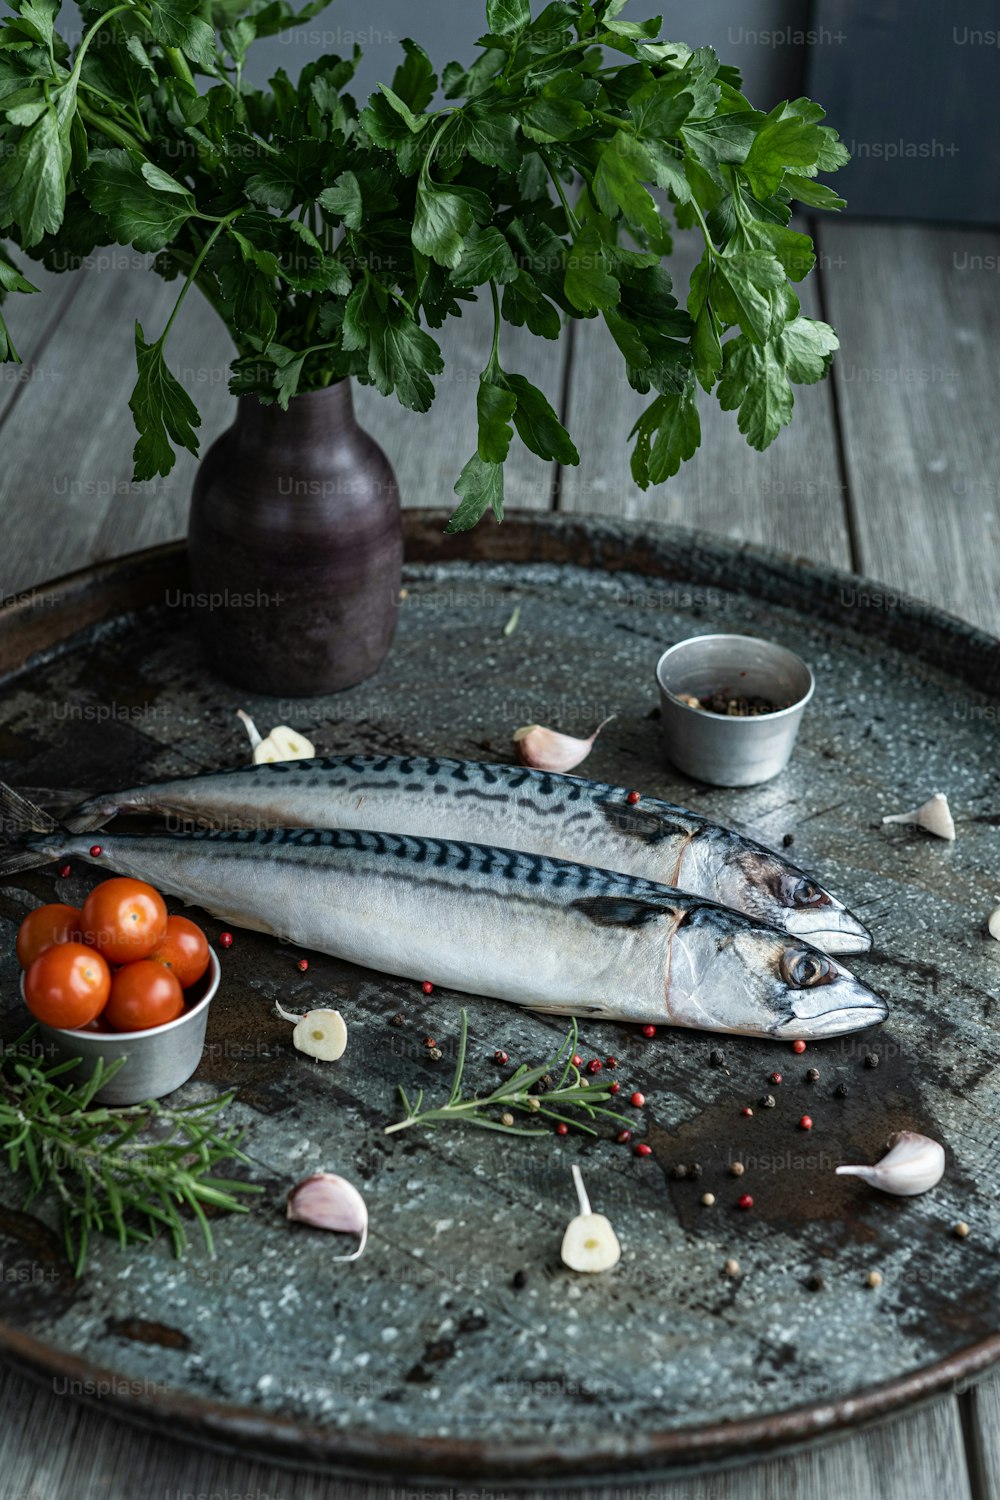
(16, 879), (220, 1105)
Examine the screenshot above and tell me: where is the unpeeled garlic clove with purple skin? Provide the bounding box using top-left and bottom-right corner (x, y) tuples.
(287, 1173), (368, 1260)
(836, 1130), (945, 1197)
(882, 792), (955, 841)
(513, 716), (614, 773)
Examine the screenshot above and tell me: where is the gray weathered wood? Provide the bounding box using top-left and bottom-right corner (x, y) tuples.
(974, 1374), (1000, 1500)
(558, 230), (853, 568)
(819, 220), (1000, 637)
(0, 1361), (974, 1500)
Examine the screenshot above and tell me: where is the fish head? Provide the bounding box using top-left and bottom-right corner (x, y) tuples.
(679, 830), (872, 956)
(668, 906), (887, 1040)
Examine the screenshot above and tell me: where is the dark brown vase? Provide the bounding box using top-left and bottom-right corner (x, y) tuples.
(188, 381), (402, 697)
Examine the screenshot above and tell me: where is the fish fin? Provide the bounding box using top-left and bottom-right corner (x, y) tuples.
(0, 782), (57, 835)
(0, 783), (62, 877)
(571, 895), (672, 928)
(63, 801), (114, 834)
(599, 801), (692, 845)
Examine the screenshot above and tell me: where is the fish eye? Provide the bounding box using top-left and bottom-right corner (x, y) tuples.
(780, 948), (838, 988)
(790, 877), (831, 909)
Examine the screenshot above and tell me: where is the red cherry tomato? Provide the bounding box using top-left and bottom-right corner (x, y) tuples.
(24, 942), (110, 1029)
(104, 960), (185, 1033)
(80, 878), (168, 964)
(16, 904), (81, 969)
(150, 915), (210, 989)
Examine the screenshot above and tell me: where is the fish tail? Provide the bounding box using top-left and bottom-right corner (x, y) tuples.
(0, 782), (61, 877)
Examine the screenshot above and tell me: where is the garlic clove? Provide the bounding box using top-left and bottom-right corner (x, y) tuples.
(513, 716), (614, 773)
(236, 708), (263, 751)
(560, 1163), (621, 1273)
(287, 1172), (368, 1259)
(255, 725), (316, 765)
(988, 904), (1000, 942)
(882, 792), (955, 841)
(836, 1129), (945, 1197)
(276, 1001), (347, 1061)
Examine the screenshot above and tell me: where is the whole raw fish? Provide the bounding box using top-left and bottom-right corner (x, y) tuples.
(61, 754), (871, 956)
(0, 805), (887, 1040)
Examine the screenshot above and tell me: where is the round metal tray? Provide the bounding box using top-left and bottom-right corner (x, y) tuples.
(0, 511), (997, 1485)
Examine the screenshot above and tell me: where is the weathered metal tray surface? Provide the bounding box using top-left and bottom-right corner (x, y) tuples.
(0, 512), (998, 1486)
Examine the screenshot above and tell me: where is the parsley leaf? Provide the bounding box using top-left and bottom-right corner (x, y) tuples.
(486, 0), (530, 35)
(412, 181), (473, 268)
(83, 151), (196, 253)
(129, 322), (201, 480)
(477, 376), (517, 463)
(452, 225), (518, 287)
(507, 373), (578, 464)
(446, 453), (504, 532)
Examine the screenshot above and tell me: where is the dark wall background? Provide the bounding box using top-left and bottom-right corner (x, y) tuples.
(809, 0), (1000, 224)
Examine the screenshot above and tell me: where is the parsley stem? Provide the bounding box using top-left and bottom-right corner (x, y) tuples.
(488, 279), (501, 368)
(540, 150), (580, 237)
(76, 98), (145, 153)
(69, 3), (132, 84)
(158, 213), (238, 345)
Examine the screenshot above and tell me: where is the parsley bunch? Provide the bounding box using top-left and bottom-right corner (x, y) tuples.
(0, 0), (849, 528)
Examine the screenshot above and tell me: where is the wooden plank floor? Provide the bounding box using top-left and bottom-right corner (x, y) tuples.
(1, 219), (998, 1499)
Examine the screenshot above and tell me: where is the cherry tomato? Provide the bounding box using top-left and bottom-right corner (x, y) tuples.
(24, 942), (110, 1029)
(16, 904), (81, 969)
(150, 915), (210, 989)
(80, 878), (168, 964)
(104, 960), (184, 1033)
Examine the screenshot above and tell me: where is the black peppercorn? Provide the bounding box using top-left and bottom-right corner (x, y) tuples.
(835, 1082), (849, 1098)
(782, 833), (794, 847)
(807, 1273), (825, 1292)
(806, 1067), (820, 1082)
(389, 1012), (406, 1028)
(671, 1164), (689, 1180)
(864, 1053), (879, 1070)
(709, 1048), (726, 1068)
(688, 1162), (703, 1180)
(512, 1269), (528, 1289)
(760, 1093), (776, 1109)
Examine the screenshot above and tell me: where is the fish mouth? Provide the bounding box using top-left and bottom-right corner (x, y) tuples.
(782, 905), (873, 956)
(776, 977), (888, 1039)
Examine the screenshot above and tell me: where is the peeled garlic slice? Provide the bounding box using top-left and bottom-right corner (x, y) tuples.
(513, 716), (614, 774)
(560, 1164), (621, 1273)
(276, 1001), (347, 1061)
(287, 1172), (368, 1259)
(882, 792), (955, 841)
(836, 1130), (945, 1197)
(237, 710), (315, 764)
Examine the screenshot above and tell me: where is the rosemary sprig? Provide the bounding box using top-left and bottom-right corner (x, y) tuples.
(384, 1011), (634, 1138)
(0, 1034), (261, 1274)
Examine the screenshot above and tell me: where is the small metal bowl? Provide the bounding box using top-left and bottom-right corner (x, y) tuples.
(655, 633), (814, 787)
(26, 948), (220, 1106)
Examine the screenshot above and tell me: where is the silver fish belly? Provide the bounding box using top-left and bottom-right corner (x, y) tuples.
(28, 827), (887, 1039)
(65, 755), (872, 956)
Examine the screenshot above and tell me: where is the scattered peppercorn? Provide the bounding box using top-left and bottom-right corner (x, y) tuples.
(426, 1047), (443, 1061)
(724, 1257), (741, 1277)
(218, 931), (233, 949)
(954, 1221), (971, 1239)
(500, 1112), (514, 1127)
(389, 1011), (406, 1028)
(709, 1048), (726, 1068)
(730, 1162), (745, 1178)
(605, 1056), (618, 1069)
(864, 1052), (879, 1069)
(421, 980), (433, 995)
(494, 1049), (509, 1065)
(296, 958), (309, 972)
(527, 1097), (541, 1111)
(782, 833), (794, 847)
(799, 1115), (813, 1131)
(701, 1192), (716, 1207)
(587, 1058), (603, 1074)
(834, 1081), (849, 1098)
(641, 1024), (657, 1038)
(424, 1036), (437, 1048)
(89, 845), (103, 858)
(634, 1142), (652, 1157)
(512, 1269), (528, 1289)
(626, 790), (641, 805)
(866, 1270), (883, 1289)
(571, 1053), (583, 1068)
(688, 1163), (703, 1180)
(671, 1164), (688, 1180)
(792, 1040), (807, 1054)
(609, 1081), (620, 1095)
(616, 1129), (632, 1145)
(555, 1123), (568, 1137)
(630, 1091), (645, 1108)
(741, 1106), (753, 1118)
(58, 863), (71, 878)
(807, 1273), (824, 1292)
(760, 1094), (776, 1109)
(738, 1194), (754, 1210)
(770, 1072), (783, 1085)
(806, 1067), (820, 1082)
